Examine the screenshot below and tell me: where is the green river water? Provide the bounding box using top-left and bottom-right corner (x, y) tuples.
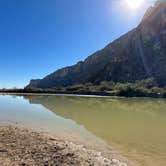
(0, 94), (166, 166)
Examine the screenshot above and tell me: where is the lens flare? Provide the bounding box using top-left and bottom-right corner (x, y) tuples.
(126, 0), (144, 9)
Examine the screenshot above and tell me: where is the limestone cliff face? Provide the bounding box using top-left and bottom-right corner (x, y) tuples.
(26, 1), (166, 88)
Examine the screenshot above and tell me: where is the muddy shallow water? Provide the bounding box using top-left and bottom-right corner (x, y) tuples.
(0, 94), (166, 166)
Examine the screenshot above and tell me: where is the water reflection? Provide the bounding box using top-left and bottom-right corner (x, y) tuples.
(24, 95), (166, 166)
(0, 94), (166, 165)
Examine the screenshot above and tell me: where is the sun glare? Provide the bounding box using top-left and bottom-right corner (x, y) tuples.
(126, 0), (144, 9)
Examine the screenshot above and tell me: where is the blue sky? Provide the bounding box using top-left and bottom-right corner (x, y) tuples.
(0, 0), (155, 88)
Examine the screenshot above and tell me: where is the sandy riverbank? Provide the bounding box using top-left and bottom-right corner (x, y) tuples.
(0, 125), (128, 166)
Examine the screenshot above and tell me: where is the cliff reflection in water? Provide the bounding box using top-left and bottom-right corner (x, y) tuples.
(24, 95), (166, 166)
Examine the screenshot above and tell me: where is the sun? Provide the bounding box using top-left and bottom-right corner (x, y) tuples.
(126, 0), (144, 9)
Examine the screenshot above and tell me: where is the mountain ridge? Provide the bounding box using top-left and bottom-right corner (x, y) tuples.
(26, 1), (166, 89)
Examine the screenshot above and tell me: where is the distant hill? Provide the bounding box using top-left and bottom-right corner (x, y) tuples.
(26, 1), (166, 89)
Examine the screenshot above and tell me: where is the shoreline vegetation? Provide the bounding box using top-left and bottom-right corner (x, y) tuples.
(0, 125), (128, 166)
(1, 79), (166, 98)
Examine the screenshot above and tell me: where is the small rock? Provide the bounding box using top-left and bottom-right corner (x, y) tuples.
(103, 158), (110, 163)
(120, 163), (127, 166)
(95, 152), (101, 157)
(111, 159), (120, 165)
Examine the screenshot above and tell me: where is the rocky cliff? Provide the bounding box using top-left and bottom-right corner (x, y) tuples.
(26, 1), (166, 88)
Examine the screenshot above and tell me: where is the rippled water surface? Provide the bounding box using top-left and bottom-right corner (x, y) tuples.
(0, 94), (166, 166)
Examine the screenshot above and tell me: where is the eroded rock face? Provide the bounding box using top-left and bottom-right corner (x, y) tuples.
(26, 1), (166, 89)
